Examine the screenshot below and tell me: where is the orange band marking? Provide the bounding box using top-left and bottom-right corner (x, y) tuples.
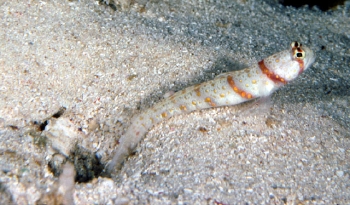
(296, 59), (305, 74)
(227, 76), (254, 99)
(258, 60), (287, 84)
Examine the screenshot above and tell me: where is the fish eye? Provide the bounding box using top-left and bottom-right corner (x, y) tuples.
(291, 41), (305, 60)
(294, 49), (305, 59)
(291, 41), (302, 48)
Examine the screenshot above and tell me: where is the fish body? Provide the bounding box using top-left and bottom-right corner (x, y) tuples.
(106, 42), (315, 173)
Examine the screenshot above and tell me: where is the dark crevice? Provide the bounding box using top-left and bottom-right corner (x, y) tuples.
(7, 125), (19, 130)
(98, 0), (117, 11)
(39, 120), (48, 131)
(69, 146), (105, 183)
(35, 107), (66, 131)
(279, 0), (346, 11)
(52, 107), (66, 118)
(48, 146), (106, 183)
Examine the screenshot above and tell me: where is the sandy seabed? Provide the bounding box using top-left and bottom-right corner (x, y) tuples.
(0, 0), (349, 204)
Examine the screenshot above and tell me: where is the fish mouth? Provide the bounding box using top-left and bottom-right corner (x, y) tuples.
(303, 46), (316, 70)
